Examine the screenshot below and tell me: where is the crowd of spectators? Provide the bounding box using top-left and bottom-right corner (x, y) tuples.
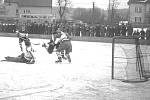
(0, 23), (16, 33)
(0, 22), (150, 40)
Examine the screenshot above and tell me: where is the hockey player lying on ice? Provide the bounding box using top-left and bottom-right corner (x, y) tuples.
(42, 28), (72, 63)
(15, 30), (35, 64)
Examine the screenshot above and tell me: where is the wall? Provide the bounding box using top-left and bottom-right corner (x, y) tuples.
(129, 3), (145, 24)
(145, 3), (150, 24)
(0, 3), (18, 18)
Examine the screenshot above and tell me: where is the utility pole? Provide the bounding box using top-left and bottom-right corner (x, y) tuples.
(108, 0), (111, 24)
(108, 0), (117, 25)
(111, 1), (114, 25)
(92, 2), (95, 25)
(8, 0), (11, 6)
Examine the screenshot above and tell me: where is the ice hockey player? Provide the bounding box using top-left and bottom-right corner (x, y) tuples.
(42, 39), (55, 54)
(42, 32), (67, 60)
(54, 28), (72, 63)
(16, 30), (35, 64)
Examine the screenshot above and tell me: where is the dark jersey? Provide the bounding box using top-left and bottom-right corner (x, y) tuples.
(24, 38), (31, 47)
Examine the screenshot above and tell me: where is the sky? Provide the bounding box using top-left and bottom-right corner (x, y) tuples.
(52, 0), (129, 9)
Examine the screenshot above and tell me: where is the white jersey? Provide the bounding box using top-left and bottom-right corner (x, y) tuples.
(24, 51), (33, 61)
(55, 31), (69, 44)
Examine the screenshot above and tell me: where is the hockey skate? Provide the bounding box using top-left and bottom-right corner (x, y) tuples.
(26, 58), (35, 64)
(42, 43), (46, 47)
(55, 57), (62, 63)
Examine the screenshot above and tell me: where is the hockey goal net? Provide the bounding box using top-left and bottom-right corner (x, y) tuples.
(112, 36), (150, 82)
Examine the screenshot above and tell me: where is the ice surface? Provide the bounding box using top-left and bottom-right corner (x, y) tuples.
(0, 37), (150, 100)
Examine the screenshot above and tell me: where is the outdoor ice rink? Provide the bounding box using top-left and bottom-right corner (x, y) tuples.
(0, 36), (150, 100)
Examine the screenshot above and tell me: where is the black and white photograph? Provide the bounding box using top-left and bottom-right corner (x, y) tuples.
(0, 0), (150, 99)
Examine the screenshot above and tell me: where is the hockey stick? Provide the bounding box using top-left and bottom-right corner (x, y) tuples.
(31, 42), (41, 45)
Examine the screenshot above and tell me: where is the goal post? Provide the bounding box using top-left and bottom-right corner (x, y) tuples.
(112, 36), (149, 82)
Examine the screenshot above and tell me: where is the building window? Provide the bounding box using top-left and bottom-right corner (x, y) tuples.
(28, 10), (30, 13)
(23, 9), (31, 13)
(135, 17), (141, 23)
(135, 7), (142, 13)
(148, 18), (150, 24)
(16, 9), (19, 15)
(16, 9), (18, 13)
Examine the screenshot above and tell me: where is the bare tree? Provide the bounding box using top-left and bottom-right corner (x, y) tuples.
(56, 0), (71, 23)
(108, 0), (120, 25)
(72, 8), (106, 24)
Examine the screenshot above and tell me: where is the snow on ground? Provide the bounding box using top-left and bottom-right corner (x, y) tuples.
(0, 37), (150, 100)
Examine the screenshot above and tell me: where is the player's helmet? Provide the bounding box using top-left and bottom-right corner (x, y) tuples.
(16, 30), (20, 37)
(16, 30), (28, 39)
(56, 28), (61, 33)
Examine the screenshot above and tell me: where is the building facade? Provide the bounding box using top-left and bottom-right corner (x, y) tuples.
(0, 0), (55, 24)
(128, 0), (150, 27)
(0, 0), (18, 22)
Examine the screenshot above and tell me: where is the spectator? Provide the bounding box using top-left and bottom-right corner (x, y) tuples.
(140, 28), (146, 39)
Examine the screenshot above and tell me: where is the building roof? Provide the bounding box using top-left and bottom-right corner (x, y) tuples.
(5, 0), (18, 3)
(5, 0), (52, 7)
(19, 0), (52, 7)
(128, 0), (150, 4)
